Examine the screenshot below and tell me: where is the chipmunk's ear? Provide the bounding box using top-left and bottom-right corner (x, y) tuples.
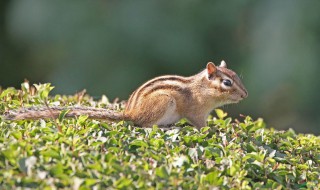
(220, 60), (227, 68)
(206, 62), (217, 76)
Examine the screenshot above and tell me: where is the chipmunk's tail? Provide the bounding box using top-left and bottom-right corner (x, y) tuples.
(3, 106), (123, 121)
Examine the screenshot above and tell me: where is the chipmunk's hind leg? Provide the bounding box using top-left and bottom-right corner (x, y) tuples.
(128, 94), (180, 128)
(185, 113), (207, 130)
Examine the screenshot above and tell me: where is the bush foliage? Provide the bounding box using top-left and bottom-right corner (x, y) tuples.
(0, 83), (319, 189)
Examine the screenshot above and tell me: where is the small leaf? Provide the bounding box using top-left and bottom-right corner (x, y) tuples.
(11, 131), (22, 140)
(215, 109), (227, 119)
(84, 178), (98, 186)
(172, 155), (189, 167)
(41, 149), (60, 159)
(188, 148), (198, 161)
(18, 158), (28, 173)
(155, 166), (169, 178)
(34, 83), (54, 100)
(229, 165), (237, 176)
(130, 139), (148, 148)
(2, 149), (16, 159)
(58, 109), (70, 123)
(281, 128), (296, 138)
(115, 177), (132, 189)
(50, 163), (64, 176)
(100, 95), (109, 104)
(150, 139), (164, 148)
(224, 117), (232, 126)
(21, 81), (30, 92)
(0, 88), (15, 98)
(201, 127), (210, 133)
(205, 171), (223, 185)
(77, 115), (89, 125)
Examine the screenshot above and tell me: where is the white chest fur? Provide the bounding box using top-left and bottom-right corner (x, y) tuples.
(155, 106), (181, 126)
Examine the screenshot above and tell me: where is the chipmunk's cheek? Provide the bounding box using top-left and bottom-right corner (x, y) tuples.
(228, 93), (243, 103)
(219, 93), (235, 104)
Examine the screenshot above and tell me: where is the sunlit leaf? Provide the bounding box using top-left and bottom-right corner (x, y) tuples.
(155, 166), (169, 178)
(215, 109), (228, 119)
(58, 109), (70, 123)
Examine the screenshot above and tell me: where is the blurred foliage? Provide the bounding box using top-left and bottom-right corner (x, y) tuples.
(1, 83), (320, 189)
(1, 1), (320, 133)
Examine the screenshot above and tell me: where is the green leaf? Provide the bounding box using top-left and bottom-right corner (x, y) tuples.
(2, 149), (17, 159)
(0, 87), (16, 98)
(130, 139), (148, 148)
(84, 178), (98, 186)
(115, 177), (132, 189)
(224, 117), (232, 126)
(77, 115), (89, 125)
(150, 138), (164, 148)
(172, 155), (189, 167)
(41, 149), (60, 159)
(215, 109), (227, 119)
(155, 166), (169, 178)
(188, 148), (198, 160)
(18, 158), (28, 173)
(21, 81), (30, 92)
(50, 163), (64, 176)
(205, 171), (223, 185)
(58, 109), (70, 123)
(201, 126), (210, 133)
(11, 131), (22, 140)
(243, 152), (265, 162)
(281, 128), (296, 138)
(34, 83), (54, 100)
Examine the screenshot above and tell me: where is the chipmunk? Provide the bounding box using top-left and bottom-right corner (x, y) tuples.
(4, 61), (248, 129)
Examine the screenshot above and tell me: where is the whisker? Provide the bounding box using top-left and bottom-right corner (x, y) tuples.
(240, 71), (244, 79)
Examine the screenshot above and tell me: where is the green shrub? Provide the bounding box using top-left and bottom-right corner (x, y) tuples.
(0, 83), (319, 189)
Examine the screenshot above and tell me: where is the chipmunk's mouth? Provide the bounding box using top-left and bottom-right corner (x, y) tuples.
(224, 99), (239, 105)
(228, 96), (243, 103)
(230, 99), (240, 103)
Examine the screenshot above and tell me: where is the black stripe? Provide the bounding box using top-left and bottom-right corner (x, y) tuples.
(128, 76), (192, 109)
(126, 90), (138, 110)
(142, 76), (192, 90)
(143, 84), (192, 98)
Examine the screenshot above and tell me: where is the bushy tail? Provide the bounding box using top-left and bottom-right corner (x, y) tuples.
(3, 106), (123, 121)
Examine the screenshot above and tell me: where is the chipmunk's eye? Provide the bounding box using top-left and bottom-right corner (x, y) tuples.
(222, 79), (232, 87)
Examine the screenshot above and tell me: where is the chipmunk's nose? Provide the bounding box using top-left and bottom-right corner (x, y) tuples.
(241, 89), (248, 99)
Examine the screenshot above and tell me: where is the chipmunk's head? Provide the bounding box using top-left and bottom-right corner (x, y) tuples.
(205, 60), (248, 104)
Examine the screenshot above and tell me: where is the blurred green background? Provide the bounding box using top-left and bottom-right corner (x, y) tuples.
(1, 1), (320, 134)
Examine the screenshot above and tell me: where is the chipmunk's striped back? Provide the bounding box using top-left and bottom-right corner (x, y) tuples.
(125, 75), (193, 111)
